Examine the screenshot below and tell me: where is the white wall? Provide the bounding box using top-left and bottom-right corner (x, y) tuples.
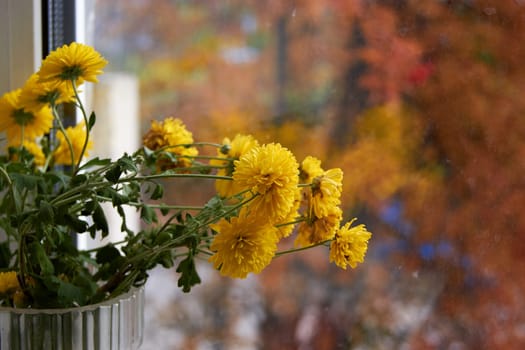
(0, 0), (42, 95)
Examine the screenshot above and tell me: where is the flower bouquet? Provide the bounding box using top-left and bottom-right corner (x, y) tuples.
(0, 42), (371, 311)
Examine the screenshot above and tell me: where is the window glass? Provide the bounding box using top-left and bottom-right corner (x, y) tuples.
(93, 1), (525, 348)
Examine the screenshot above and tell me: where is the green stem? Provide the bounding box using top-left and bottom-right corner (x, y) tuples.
(92, 192), (258, 299)
(52, 105), (76, 171)
(50, 191), (93, 207)
(120, 173), (232, 182)
(49, 172), (233, 207)
(157, 164), (228, 173)
(93, 196), (206, 211)
(273, 240), (331, 258)
(191, 142), (224, 148)
(0, 166), (12, 186)
(0, 166), (21, 215)
(71, 79), (90, 174)
(274, 216), (306, 228)
(17, 222), (32, 291)
(157, 142), (224, 152)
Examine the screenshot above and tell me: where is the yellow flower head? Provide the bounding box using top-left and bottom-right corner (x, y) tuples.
(143, 117), (198, 169)
(295, 206), (342, 247)
(54, 122), (92, 165)
(0, 271), (20, 294)
(211, 134), (259, 198)
(209, 213), (278, 278)
(310, 168), (343, 218)
(300, 156), (324, 184)
(233, 143), (299, 222)
(38, 42), (108, 85)
(274, 193), (301, 239)
(19, 73), (76, 113)
(0, 89), (53, 146)
(330, 219), (372, 269)
(22, 141), (46, 166)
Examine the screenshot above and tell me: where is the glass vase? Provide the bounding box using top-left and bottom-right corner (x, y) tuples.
(0, 287), (144, 350)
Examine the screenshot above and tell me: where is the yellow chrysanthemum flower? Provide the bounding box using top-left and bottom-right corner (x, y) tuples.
(330, 219), (372, 269)
(233, 143), (299, 222)
(19, 73), (76, 113)
(143, 117), (198, 169)
(0, 89), (54, 146)
(0, 271), (20, 294)
(38, 42), (108, 85)
(54, 122), (92, 165)
(274, 191), (302, 239)
(300, 156), (324, 184)
(295, 206), (342, 247)
(310, 168), (343, 218)
(210, 134), (259, 198)
(209, 213), (279, 278)
(22, 141), (46, 166)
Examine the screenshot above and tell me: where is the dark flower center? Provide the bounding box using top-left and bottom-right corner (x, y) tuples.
(59, 66), (83, 81)
(13, 109), (34, 126)
(39, 90), (61, 105)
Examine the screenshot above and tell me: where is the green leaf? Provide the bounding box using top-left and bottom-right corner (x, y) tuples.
(7, 186), (23, 215)
(118, 156), (138, 172)
(159, 251), (174, 268)
(88, 111), (96, 130)
(58, 280), (88, 306)
(154, 231), (171, 245)
(43, 171), (69, 187)
(72, 271), (97, 297)
(110, 189), (129, 206)
(78, 157), (111, 171)
(38, 200), (55, 225)
(93, 202), (109, 238)
(143, 146), (154, 157)
(159, 204), (170, 216)
(117, 205), (133, 235)
(151, 183), (164, 200)
(176, 256), (201, 293)
(96, 244), (122, 264)
(29, 242), (54, 275)
(122, 183), (140, 200)
(65, 214), (88, 233)
(88, 225), (97, 239)
(140, 205), (157, 224)
(94, 244), (123, 281)
(70, 174), (88, 187)
(0, 242), (12, 268)
(105, 164), (122, 183)
(10, 173), (42, 191)
(81, 200), (96, 215)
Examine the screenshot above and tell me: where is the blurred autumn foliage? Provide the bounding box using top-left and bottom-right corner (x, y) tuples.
(95, 0), (525, 348)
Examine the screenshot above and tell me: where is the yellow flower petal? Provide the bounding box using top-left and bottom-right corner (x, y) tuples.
(209, 214), (278, 278)
(329, 219), (372, 270)
(233, 143), (299, 222)
(38, 42), (108, 85)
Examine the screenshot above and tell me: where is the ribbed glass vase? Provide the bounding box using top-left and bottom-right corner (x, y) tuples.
(0, 287), (144, 350)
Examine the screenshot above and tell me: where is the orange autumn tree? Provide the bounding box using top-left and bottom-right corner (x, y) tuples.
(404, 2), (525, 348)
(94, 0), (525, 348)
(337, 1), (525, 348)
